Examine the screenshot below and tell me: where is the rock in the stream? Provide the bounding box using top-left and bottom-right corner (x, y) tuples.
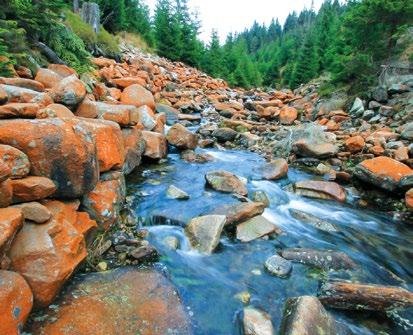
(166, 185), (190, 200)
(236, 215), (282, 243)
(318, 281), (413, 311)
(128, 244), (160, 263)
(142, 131), (168, 160)
(251, 191), (270, 207)
(205, 170), (248, 196)
(293, 139), (338, 159)
(156, 103), (179, 125)
(264, 254), (292, 277)
(166, 123), (198, 150)
(212, 202), (265, 226)
(0, 270), (33, 335)
(280, 296), (346, 335)
(293, 180), (346, 202)
(354, 156), (413, 192)
(289, 209), (338, 232)
(260, 159), (288, 180)
(163, 236), (180, 250)
(28, 267), (191, 335)
(281, 248), (356, 270)
(212, 127), (238, 142)
(185, 215), (226, 254)
(243, 306), (274, 335)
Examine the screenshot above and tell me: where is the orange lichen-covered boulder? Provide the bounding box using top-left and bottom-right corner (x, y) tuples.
(50, 75), (86, 107)
(354, 156), (413, 192)
(0, 119), (99, 198)
(28, 268), (191, 335)
(11, 176), (56, 203)
(80, 119), (126, 173)
(112, 77), (146, 88)
(0, 207), (23, 262)
(0, 161), (11, 182)
(122, 127), (145, 175)
(0, 270), (33, 335)
(0, 103), (39, 119)
(0, 145), (30, 179)
(82, 178), (125, 230)
(37, 103), (75, 119)
(120, 84), (156, 110)
(9, 200), (92, 307)
(0, 179), (13, 208)
(346, 135), (365, 153)
(142, 131), (168, 160)
(34, 68), (62, 89)
(0, 77), (44, 92)
(48, 64), (78, 78)
(293, 180), (346, 202)
(166, 123), (198, 150)
(279, 107), (298, 125)
(0, 84), (53, 107)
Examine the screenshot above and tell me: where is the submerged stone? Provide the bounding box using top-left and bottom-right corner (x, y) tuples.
(264, 254), (292, 278)
(243, 306), (274, 335)
(289, 209), (338, 232)
(166, 185), (190, 200)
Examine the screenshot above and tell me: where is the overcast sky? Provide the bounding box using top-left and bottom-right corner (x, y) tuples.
(145, 0), (324, 43)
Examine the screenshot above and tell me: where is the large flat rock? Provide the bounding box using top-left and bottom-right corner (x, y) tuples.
(28, 267), (192, 335)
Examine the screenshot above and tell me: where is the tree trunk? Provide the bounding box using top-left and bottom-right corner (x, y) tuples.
(81, 2), (100, 34)
(73, 0), (79, 13)
(32, 42), (66, 65)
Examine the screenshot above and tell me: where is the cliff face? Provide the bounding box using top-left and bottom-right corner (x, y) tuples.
(0, 42), (412, 333)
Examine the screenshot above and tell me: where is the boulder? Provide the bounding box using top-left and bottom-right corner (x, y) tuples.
(205, 170), (248, 196)
(48, 64), (78, 78)
(280, 296), (342, 335)
(0, 84), (53, 107)
(354, 156), (413, 192)
(349, 97), (364, 117)
(318, 281), (413, 311)
(120, 84), (155, 110)
(0, 161), (10, 182)
(166, 185), (190, 200)
(0, 77), (44, 92)
(293, 180), (346, 202)
(81, 119), (125, 173)
(280, 107), (298, 125)
(34, 68), (62, 89)
(212, 127), (238, 142)
(211, 202), (265, 226)
(185, 215), (226, 254)
(0, 270), (33, 335)
(11, 176), (56, 203)
(264, 254), (292, 278)
(28, 268), (191, 335)
(236, 215), (282, 243)
(243, 307), (274, 335)
(134, 105), (156, 130)
(12, 202), (51, 224)
(0, 102), (39, 118)
(82, 178), (125, 230)
(142, 131), (168, 159)
(166, 123), (198, 150)
(9, 200), (94, 307)
(293, 139), (338, 158)
(281, 248), (355, 270)
(401, 122), (413, 140)
(37, 103), (75, 119)
(260, 159), (288, 180)
(156, 103), (180, 125)
(0, 119), (99, 198)
(0, 179), (12, 207)
(0, 207), (23, 262)
(121, 127), (145, 174)
(112, 77), (146, 88)
(345, 135), (365, 153)
(50, 75), (86, 107)
(0, 144), (30, 179)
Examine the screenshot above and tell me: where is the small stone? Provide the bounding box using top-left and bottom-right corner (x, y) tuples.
(97, 262), (108, 272)
(205, 170), (248, 196)
(129, 245), (159, 263)
(260, 158), (288, 180)
(12, 202), (51, 224)
(251, 191), (270, 207)
(235, 291), (251, 304)
(243, 307), (274, 335)
(166, 185), (190, 200)
(163, 236), (180, 250)
(264, 254), (292, 278)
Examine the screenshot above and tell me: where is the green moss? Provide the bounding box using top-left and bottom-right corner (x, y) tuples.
(97, 28), (120, 55)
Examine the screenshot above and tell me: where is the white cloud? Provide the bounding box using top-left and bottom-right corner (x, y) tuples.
(145, 0), (324, 43)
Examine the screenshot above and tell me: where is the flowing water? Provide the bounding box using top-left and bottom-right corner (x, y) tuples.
(126, 147), (413, 335)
